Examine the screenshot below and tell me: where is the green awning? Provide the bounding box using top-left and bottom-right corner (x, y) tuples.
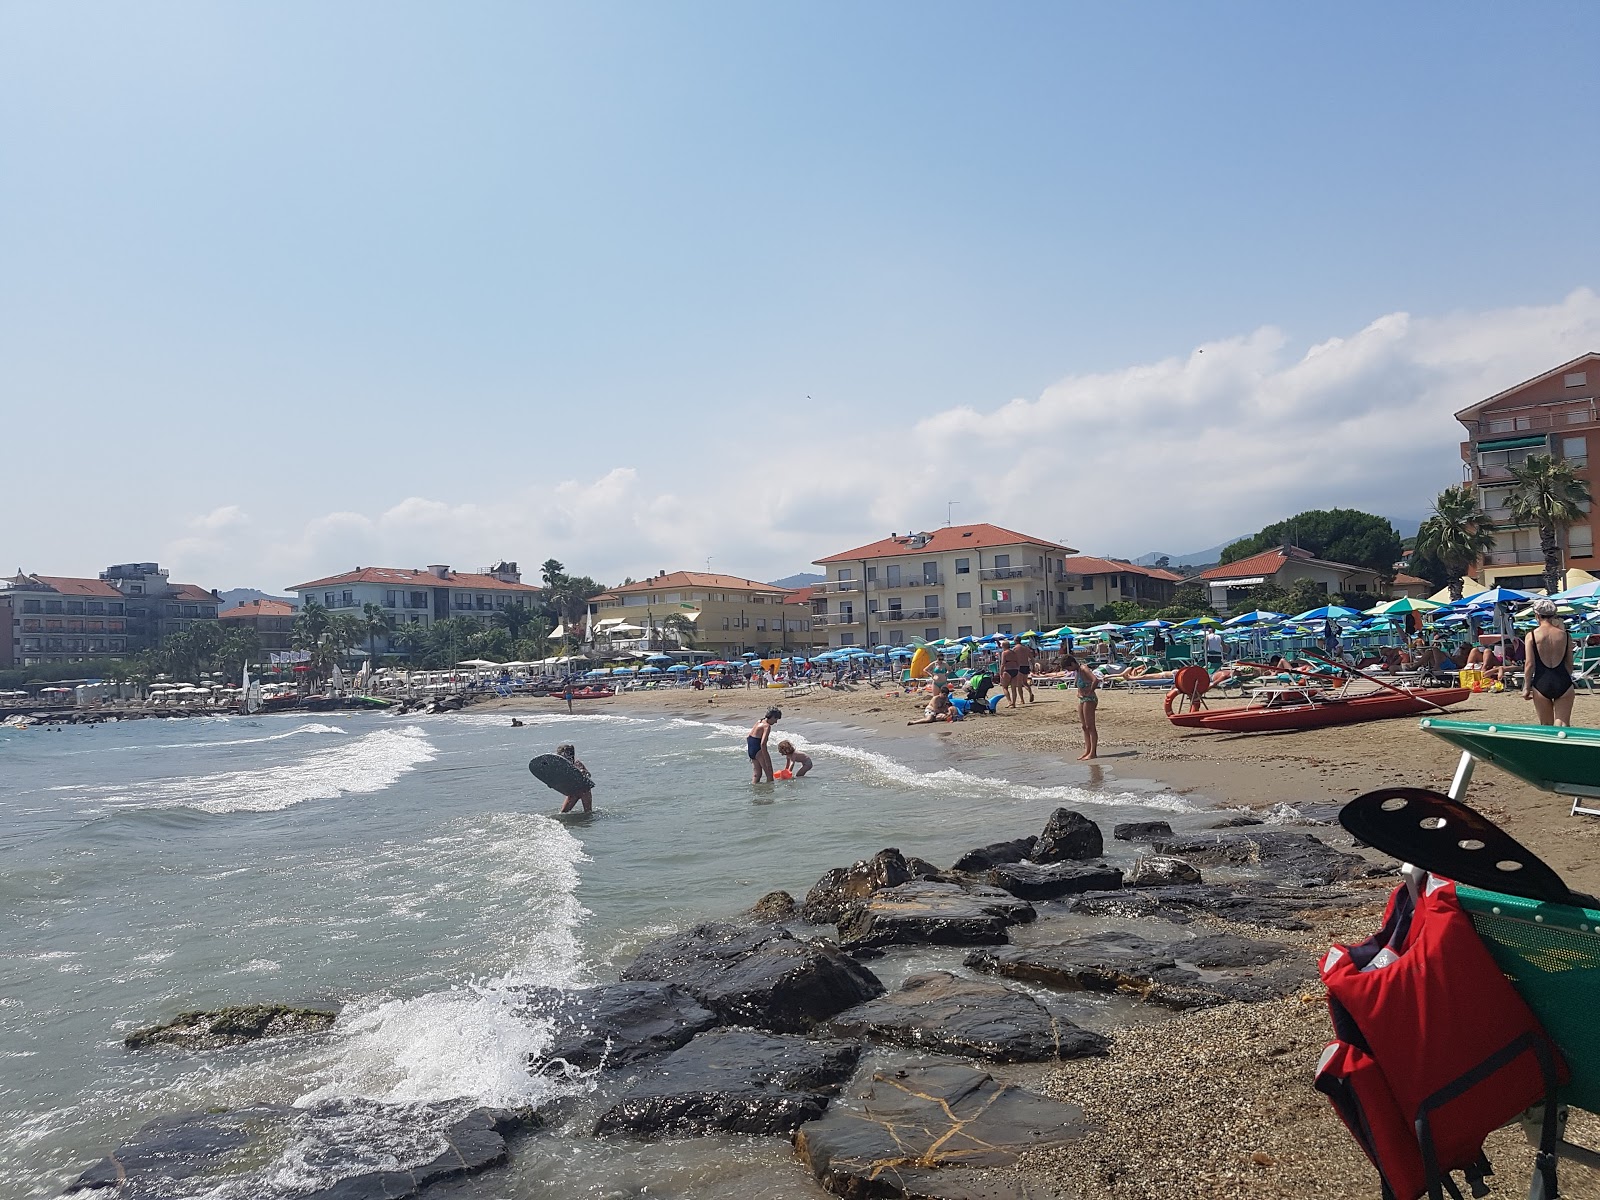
(1477, 434), (1549, 452)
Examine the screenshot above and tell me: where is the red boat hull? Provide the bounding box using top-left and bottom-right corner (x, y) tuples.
(1169, 688), (1470, 733)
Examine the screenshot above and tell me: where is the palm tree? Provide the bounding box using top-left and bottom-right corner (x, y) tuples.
(292, 600), (331, 653)
(659, 612), (697, 650)
(390, 622), (431, 664)
(361, 602), (390, 662)
(493, 601), (534, 643)
(1414, 484), (1497, 601)
(1508, 454), (1593, 594)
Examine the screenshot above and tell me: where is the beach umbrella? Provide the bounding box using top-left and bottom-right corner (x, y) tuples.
(645, 654), (674, 664)
(740, 651), (759, 659)
(1291, 605), (1362, 621)
(1224, 610), (1286, 627)
(611, 666), (637, 675)
(638, 665), (663, 674)
(1086, 622), (1123, 632)
(666, 664), (690, 672)
(1128, 619), (1174, 630)
(1365, 596), (1441, 616)
(1177, 615), (1221, 628)
(1451, 586), (1533, 610)
(1552, 581), (1600, 601)
(584, 669), (607, 678)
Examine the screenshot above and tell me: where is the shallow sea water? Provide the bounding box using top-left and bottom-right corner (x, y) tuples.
(0, 706), (1206, 1199)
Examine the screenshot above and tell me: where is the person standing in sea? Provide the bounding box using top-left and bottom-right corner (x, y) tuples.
(1062, 654), (1100, 760)
(746, 707), (781, 783)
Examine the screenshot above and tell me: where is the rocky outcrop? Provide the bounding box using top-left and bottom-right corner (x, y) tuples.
(1125, 856), (1201, 887)
(986, 862), (1123, 901)
(620, 922), (883, 1032)
(748, 891), (798, 922)
(517, 981), (718, 1070)
(1113, 820), (1172, 842)
(950, 838), (1037, 873)
(1210, 814), (1265, 828)
(803, 849), (913, 923)
(122, 1004), (337, 1051)
(826, 971), (1108, 1063)
(794, 1064), (1089, 1199)
(1031, 809), (1104, 862)
(834, 882), (1035, 950)
(1066, 880), (1359, 929)
(67, 1102), (532, 1198)
(1151, 830), (1373, 885)
(905, 856), (947, 880)
(594, 1027), (860, 1137)
(965, 929), (1300, 1009)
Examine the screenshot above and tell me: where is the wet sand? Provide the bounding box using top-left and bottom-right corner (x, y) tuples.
(486, 682), (1600, 1199)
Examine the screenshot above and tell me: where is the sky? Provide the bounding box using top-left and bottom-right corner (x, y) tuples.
(4, 3), (1600, 591)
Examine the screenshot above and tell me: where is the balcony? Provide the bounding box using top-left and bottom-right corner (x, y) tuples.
(1486, 548), (1546, 566)
(813, 613), (860, 628)
(881, 608), (941, 623)
(979, 565), (1036, 581)
(820, 580), (861, 593)
(875, 575), (943, 589)
(981, 600), (1037, 616)
(1467, 408), (1593, 438)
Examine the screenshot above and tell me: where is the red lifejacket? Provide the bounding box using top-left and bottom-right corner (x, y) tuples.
(1316, 876), (1566, 1200)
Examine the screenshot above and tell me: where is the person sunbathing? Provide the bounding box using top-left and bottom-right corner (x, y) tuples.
(908, 686), (958, 725)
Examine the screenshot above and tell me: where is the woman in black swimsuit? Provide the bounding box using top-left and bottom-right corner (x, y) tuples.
(1523, 598), (1576, 727)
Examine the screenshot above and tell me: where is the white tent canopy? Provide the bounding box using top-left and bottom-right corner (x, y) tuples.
(456, 658), (503, 668)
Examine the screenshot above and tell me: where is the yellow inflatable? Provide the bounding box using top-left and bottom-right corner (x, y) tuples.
(908, 646), (934, 679)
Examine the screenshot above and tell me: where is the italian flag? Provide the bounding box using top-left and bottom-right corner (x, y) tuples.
(991, 589), (1011, 602)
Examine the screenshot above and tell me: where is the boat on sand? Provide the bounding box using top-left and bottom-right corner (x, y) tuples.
(1168, 686), (1470, 733)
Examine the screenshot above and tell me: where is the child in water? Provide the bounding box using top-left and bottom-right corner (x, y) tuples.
(775, 739), (812, 778)
(747, 708), (781, 783)
(555, 742), (593, 813)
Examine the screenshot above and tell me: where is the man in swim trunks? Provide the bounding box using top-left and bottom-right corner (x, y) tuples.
(908, 684), (956, 725)
(747, 708), (781, 782)
(555, 742), (593, 813)
(998, 639), (1023, 707)
(1017, 638), (1038, 704)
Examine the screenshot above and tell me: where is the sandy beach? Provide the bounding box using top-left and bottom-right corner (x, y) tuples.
(486, 681), (1600, 1199)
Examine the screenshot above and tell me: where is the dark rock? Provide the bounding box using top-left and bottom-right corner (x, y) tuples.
(965, 929), (1305, 1010)
(803, 849), (913, 923)
(905, 856), (947, 880)
(795, 1064), (1088, 1198)
(835, 882), (1035, 950)
(1125, 856), (1201, 887)
(620, 922), (884, 1033)
(986, 861), (1123, 901)
(748, 890), (798, 922)
(1112, 820), (1173, 842)
(1066, 880), (1362, 930)
(1210, 815), (1265, 828)
(516, 981), (718, 1069)
(1273, 802), (1344, 825)
(123, 1004), (337, 1051)
(593, 1026), (860, 1137)
(1032, 808), (1103, 862)
(1064, 889), (1186, 922)
(1152, 830), (1373, 885)
(950, 838), (1037, 873)
(1175, 932), (1287, 969)
(67, 1102), (532, 1198)
(826, 970), (1108, 1063)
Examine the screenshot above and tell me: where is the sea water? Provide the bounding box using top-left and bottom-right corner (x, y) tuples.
(0, 708), (1199, 1199)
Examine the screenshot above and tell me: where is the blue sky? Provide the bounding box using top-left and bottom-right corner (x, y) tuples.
(5, 3), (1599, 588)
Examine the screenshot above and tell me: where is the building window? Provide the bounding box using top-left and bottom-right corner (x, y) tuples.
(922, 562), (938, 584)
(325, 593), (334, 607)
(86, 602), (103, 615)
(865, 567), (876, 583)
(410, 591), (427, 609)
(1571, 525), (1594, 558)
(755, 619), (766, 631)
(66, 601), (84, 615)
(109, 602), (123, 615)
(955, 558), (970, 574)
(1570, 408), (1591, 424)
(924, 627), (940, 642)
(836, 569), (853, 582)
(923, 595), (939, 613)
(22, 599), (40, 613)
(1566, 372), (1588, 388)
(1486, 415), (1534, 434)
(385, 590), (398, 608)
(957, 625), (972, 637)
(109, 639), (123, 652)
(997, 623), (1012, 635)
(885, 565), (901, 587)
(722, 617), (730, 630)
(839, 632), (855, 646)
(1354, 583), (1368, 592)
(44, 600), (62, 614)
(889, 629), (904, 645)
(956, 592), (971, 608)
(1564, 436), (1588, 467)
(867, 599), (878, 613)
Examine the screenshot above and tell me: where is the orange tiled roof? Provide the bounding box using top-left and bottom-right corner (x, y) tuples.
(1061, 556), (1183, 582)
(168, 583), (217, 602)
(1392, 572), (1430, 587)
(289, 567), (541, 593)
(28, 575), (123, 598)
(815, 523), (1073, 565)
(592, 571), (792, 601)
(1197, 547), (1299, 581)
(221, 599), (298, 619)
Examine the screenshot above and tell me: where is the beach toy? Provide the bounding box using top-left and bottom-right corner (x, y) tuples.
(908, 646), (934, 680)
(774, 769), (793, 780)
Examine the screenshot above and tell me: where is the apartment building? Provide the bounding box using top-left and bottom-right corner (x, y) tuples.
(586, 571), (822, 656)
(218, 598), (300, 658)
(3, 574), (134, 665)
(1197, 546), (1393, 612)
(286, 562), (540, 654)
(1454, 353), (1600, 589)
(1060, 556), (1183, 613)
(810, 524), (1078, 648)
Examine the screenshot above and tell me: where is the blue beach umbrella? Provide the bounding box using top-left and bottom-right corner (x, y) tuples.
(1457, 586), (1535, 609)
(1224, 610), (1287, 627)
(666, 664), (690, 672)
(1292, 605), (1362, 621)
(1128, 619), (1174, 630)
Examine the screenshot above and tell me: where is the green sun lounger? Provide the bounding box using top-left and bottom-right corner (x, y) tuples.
(1419, 716), (1600, 816)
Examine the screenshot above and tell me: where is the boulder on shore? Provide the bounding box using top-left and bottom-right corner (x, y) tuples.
(802, 849), (913, 923)
(123, 1004), (337, 1051)
(1032, 809), (1104, 862)
(1113, 820), (1173, 842)
(620, 922), (884, 1033)
(986, 861), (1122, 901)
(794, 1064), (1089, 1199)
(1066, 880), (1359, 930)
(516, 981), (718, 1070)
(950, 838), (1037, 873)
(1151, 830), (1372, 885)
(1125, 856), (1201, 887)
(965, 928), (1299, 1009)
(826, 970), (1108, 1063)
(748, 891), (799, 922)
(594, 1026), (860, 1137)
(835, 881), (1035, 950)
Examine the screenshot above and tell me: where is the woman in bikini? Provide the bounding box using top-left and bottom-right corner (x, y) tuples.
(1523, 598), (1576, 727)
(1062, 654), (1099, 760)
(747, 708), (781, 783)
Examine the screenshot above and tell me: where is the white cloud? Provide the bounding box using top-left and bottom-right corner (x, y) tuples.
(163, 289), (1600, 587)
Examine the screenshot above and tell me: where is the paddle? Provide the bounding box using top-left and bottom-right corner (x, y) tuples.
(1340, 787), (1577, 905)
(1300, 649), (1460, 715)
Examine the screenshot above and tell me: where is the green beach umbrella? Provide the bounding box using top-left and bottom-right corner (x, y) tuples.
(1365, 596), (1441, 616)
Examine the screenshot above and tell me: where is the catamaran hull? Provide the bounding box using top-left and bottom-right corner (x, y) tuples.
(1170, 688), (1470, 733)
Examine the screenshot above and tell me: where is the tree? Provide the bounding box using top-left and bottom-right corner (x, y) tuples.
(1508, 454), (1593, 594)
(540, 559), (567, 588)
(493, 601), (535, 643)
(292, 600), (331, 653)
(215, 627), (260, 680)
(389, 622), (431, 663)
(361, 602), (391, 662)
(1413, 484), (1497, 601)
(659, 612), (698, 649)
(1220, 509), (1403, 582)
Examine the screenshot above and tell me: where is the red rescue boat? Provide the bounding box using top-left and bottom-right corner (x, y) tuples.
(1168, 686), (1470, 733)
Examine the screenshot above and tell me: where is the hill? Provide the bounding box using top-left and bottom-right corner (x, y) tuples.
(770, 572), (824, 589)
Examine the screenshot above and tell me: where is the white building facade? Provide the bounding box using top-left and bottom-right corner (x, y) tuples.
(286, 562), (541, 653)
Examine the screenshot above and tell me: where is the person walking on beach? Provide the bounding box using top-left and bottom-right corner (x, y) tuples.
(555, 742), (593, 813)
(747, 707), (781, 782)
(1523, 598), (1576, 727)
(1063, 654), (1099, 760)
(1018, 639), (1038, 704)
(998, 639), (1023, 707)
